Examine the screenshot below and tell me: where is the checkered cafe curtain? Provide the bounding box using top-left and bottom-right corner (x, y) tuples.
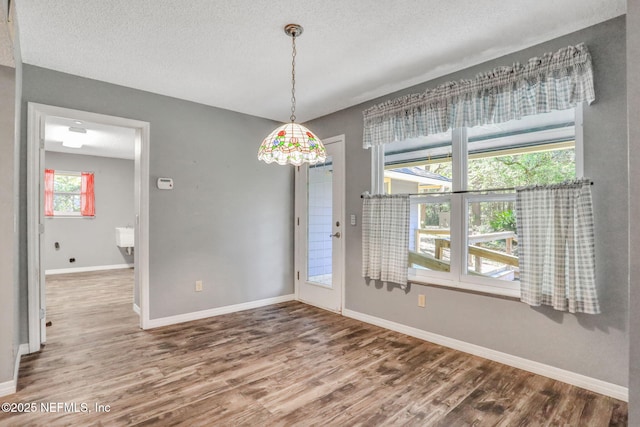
(515, 179), (599, 314)
(362, 43), (595, 148)
(362, 193), (410, 286)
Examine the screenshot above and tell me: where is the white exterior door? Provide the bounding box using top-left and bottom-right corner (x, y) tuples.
(295, 135), (345, 313)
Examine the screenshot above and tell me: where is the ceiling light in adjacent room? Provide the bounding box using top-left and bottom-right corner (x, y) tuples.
(63, 127), (87, 148)
(257, 24), (326, 166)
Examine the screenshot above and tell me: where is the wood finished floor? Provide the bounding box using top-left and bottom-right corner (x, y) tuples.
(1, 269), (627, 426)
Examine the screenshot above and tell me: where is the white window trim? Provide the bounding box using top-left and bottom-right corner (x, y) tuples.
(371, 142), (385, 195)
(575, 103), (584, 178)
(371, 105), (584, 298)
(407, 273), (521, 298)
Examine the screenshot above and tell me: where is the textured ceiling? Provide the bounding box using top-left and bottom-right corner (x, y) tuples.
(15, 0), (625, 123)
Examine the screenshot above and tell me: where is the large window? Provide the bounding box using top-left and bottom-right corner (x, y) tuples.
(376, 107), (581, 296)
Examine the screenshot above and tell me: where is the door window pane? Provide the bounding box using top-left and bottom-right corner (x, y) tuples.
(307, 158), (333, 286)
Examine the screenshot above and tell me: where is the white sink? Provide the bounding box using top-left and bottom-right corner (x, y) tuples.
(115, 227), (134, 248)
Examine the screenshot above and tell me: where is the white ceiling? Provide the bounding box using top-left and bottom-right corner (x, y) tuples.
(45, 116), (135, 160)
(15, 1), (625, 123)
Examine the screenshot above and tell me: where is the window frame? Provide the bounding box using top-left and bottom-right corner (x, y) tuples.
(372, 105), (584, 297)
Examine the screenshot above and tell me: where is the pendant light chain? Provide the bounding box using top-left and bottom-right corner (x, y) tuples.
(290, 33), (297, 123)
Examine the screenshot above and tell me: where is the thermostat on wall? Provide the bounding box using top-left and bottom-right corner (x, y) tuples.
(157, 178), (174, 190)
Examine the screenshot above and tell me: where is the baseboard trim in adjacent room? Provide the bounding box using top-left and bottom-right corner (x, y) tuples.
(0, 344), (30, 397)
(343, 308), (628, 402)
(45, 264), (134, 275)
(133, 303), (141, 315)
(146, 294), (295, 329)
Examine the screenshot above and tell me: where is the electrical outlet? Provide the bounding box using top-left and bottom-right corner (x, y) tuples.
(418, 294), (426, 307)
(195, 280), (203, 292)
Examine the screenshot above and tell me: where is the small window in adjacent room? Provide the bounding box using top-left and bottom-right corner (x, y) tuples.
(374, 106), (581, 296)
(45, 169), (95, 217)
(53, 171), (82, 215)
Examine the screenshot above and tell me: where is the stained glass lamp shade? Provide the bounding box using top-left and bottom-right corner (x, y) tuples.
(257, 122), (326, 166)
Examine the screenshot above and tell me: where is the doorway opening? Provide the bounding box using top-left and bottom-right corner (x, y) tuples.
(27, 103), (151, 353)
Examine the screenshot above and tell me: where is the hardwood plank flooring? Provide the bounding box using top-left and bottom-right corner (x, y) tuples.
(0, 269), (627, 426)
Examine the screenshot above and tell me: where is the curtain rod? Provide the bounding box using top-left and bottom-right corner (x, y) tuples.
(360, 181), (593, 198)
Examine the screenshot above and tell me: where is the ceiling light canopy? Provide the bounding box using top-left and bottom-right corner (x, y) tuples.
(258, 24), (326, 166)
(62, 127), (87, 148)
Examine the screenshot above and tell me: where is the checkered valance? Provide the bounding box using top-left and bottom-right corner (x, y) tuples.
(362, 43), (595, 148)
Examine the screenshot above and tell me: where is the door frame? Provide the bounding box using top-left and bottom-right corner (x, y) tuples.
(27, 103), (151, 353)
(294, 134), (346, 313)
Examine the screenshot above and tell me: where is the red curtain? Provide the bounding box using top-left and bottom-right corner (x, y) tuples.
(81, 172), (95, 216)
(44, 169), (54, 216)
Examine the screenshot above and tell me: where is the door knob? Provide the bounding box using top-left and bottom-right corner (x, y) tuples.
(329, 232), (341, 238)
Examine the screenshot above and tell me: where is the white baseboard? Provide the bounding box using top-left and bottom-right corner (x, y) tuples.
(146, 294), (295, 329)
(45, 264), (134, 275)
(0, 344), (30, 397)
(0, 381), (14, 397)
(343, 309), (628, 402)
(133, 303), (141, 315)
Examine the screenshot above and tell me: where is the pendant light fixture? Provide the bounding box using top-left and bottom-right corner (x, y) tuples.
(258, 24), (326, 166)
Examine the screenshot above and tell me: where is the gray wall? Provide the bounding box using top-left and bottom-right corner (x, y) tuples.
(44, 152), (135, 271)
(307, 17), (629, 387)
(627, 2), (639, 423)
(21, 65), (293, 321)
(0, 65), (16, 383)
